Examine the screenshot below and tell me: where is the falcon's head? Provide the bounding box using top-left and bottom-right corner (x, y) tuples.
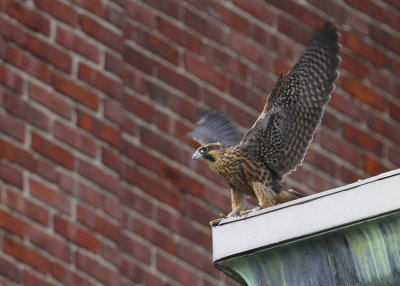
(192, 143), (226, 166)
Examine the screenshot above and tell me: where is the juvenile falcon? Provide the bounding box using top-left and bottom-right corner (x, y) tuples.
(188, 22), (341, 225)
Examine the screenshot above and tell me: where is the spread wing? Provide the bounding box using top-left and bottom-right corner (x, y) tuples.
(187, 110), (242, 146)
(240, 22), (341, 177)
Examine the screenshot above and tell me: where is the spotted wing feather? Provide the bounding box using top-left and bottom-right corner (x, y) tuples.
(187, 110), (242, 146)
(241, 22), (340, 177)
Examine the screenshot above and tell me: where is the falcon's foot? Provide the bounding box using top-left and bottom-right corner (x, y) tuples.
(239, 205), (263, 216)
(209, 209), (242, 226)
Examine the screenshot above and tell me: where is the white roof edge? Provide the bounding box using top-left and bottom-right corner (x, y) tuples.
(212, 169), (400, 262)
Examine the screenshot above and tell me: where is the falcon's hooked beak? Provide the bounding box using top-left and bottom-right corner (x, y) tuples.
(192, 150), (203, 160)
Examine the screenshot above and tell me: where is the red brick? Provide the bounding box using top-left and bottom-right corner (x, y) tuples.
(81, 15), (123, 52)
(122, 67), (150, 94)
(205, 44), (248, 79)
(103, 195), (123, 220)
(54, 215), (99, 252)
(320, 131), (363, 167)
(342, 124), (383, 156)
(278, 16), (312, 45)
(364, 154), (389, 176)
(158, 64), (200, 99)
(128, 166), (182, 210)
(366, 114), (400, 145)
(157, 253), (200, 285)
(124, 0), (157, 28)
(76, 252), (119, 285)
(121, 258), (146, 283)
(122, 187), (154, 218)
(77, 204), (120, 243)
(340, 165), (362, 184)
(230, 80), (265, 111)
(77, 111), (121, 147)
(185, 53), (227, 90)
(133, 217), (178, 254)
(0, 160), (23, 189)
(307, 0), (346, 23)
(58, 172), (102, 207)
(0, 138), (35, 170)
(329, 92), (368, 122)
(71, 0), (105, 16)
(345, 0), (385, 21)
(78, 159), (122, 196)
(26, 35), (72, 72)
(159, 17), (202, 54)
(50, 261), (95, 286)
(178, 242), (220, 278)
(105, 52), (124, 77)
(251, 69), (274, 92)
(140, 127), (180, 160)
(0, 64), (23, 93)
(232, 33), (275, 72)
(305, 148), (339, 178)
(120, 234), (151, 263)
(124, 45), (157, 75)
(341, 77), (385, 111)
(51, 71), (99, 111)
(25, 272), (52, 286)
(6, 45), (51, 83)
(183, 197), (218, 224)
(340, 52), (369, 79)
(8, 1), (50, 35)
(34, 0), (78, 26)
(102, 147), (123, 175)
(348, 13), (370, 36)
(4, 237), (48, 273)
(31, 132), (74, 169)
(54, 121), (97, 157)
(0, 208), (26, 237)
(78, 62), (122, 98)
(29, 225), (71, 262)
(234, 0), (275, 24)
(29, 82), (72, 119)
(5, 94), (50, 130)
(371, 26), (400, 55)
(388, 145), (400, 166)
(0, 113), (25, 142)
(6, 188), (48, 225)
(389, 101), (400, 122)
(100, 242), (121, 267)
(184, 9), (230, 45)
(104, 98), (125, 126)
(156, 207), (211, 250)
(136, 28), (179, 65)
(56, 25), (101, 63)
(386, 9), (400, 30)
(29, 178), (72, 214)
(0, 255), (22, 283)
(143, 0), (180, 18)
(35, 158), (58, 183)
(0, 16), (28, 47)
(343, 32), (387, 67)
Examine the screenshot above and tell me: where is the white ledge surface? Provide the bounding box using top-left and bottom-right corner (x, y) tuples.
(212, 169), (400, 262)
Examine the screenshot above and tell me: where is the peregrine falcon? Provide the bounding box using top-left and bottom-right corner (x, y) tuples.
(187, 22), (341, 225)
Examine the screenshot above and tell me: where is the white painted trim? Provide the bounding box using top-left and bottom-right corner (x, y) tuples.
(212, 169), (400, 262)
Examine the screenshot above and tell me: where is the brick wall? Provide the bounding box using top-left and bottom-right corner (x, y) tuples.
(0, 0), (399, 285)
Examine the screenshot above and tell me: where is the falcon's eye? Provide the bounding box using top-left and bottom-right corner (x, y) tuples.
(200, 147), (208, 153)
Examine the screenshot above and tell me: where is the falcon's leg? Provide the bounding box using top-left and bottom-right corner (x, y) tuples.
(240, 182), (277, 216)
(227, 188), (244, 217)
(209, 188), (243, 226)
